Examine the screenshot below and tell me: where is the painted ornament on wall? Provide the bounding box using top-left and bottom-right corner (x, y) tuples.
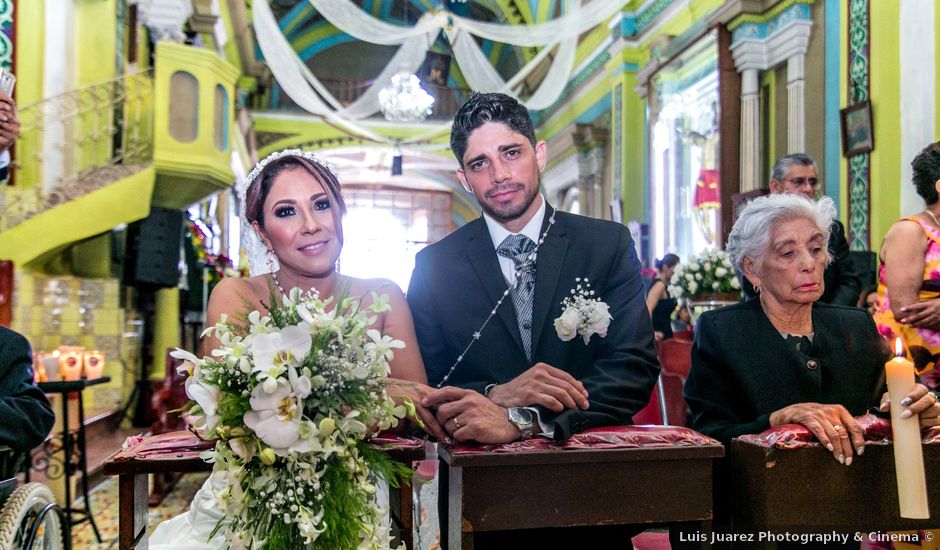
(0, 0), (12, 70)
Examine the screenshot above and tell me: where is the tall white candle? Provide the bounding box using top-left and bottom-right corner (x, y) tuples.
(885, 338), (930, 519)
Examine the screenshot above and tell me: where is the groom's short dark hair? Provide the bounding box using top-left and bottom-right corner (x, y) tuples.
(450, 93), (536, 167)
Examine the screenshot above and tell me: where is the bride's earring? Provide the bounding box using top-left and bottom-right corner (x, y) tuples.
(266, 249), (277, 273)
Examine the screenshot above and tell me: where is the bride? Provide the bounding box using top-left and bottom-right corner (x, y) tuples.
(150, 149), (442, 548)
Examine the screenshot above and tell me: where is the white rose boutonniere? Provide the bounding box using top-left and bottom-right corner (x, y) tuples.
(554, 278), (613, 345)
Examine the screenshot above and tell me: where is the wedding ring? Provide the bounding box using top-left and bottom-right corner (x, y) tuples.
(832, 424), (843, 432)
(451, 417), (461, 430)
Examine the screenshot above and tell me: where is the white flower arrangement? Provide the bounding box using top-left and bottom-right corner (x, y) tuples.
(553, 278), (612, 345)
(173, 287), (412, 549)
(667, 250), (741, 300)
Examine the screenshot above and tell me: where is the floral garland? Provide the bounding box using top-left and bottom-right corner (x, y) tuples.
(174, 288), (412, 549)
(667, 250), (741, 300)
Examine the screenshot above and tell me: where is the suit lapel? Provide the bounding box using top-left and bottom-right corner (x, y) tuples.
(531, 207), (569, 354)
(465, 219), (526, 354)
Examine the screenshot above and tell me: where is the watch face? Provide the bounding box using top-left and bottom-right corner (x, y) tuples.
(508, 407), (533, 425)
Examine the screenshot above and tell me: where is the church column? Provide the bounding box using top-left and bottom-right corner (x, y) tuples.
(787, 53), (806, 153)
(606, 44), (646, 224)
(739, 68), (761, 192)
(727, 2), (813, 192)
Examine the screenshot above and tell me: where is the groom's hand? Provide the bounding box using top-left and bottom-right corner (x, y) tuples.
(487, 362), (589, 412)
(423, 387), (520, 444)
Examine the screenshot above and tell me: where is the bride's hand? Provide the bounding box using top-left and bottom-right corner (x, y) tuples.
(385, 379), (446, 440)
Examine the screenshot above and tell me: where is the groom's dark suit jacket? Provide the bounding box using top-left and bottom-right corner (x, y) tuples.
(407, 206), (660, 441)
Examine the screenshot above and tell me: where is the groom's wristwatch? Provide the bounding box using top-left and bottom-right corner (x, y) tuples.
(507, 407), (538, 440)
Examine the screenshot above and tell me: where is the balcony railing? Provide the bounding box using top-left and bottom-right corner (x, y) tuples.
(0, 71), (155, 231)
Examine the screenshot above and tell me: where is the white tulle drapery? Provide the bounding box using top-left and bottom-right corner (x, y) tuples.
(308, 0), (624, 47)
(252, 0), (625, 140)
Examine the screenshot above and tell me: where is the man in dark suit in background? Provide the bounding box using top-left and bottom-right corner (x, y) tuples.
(0, 326), (54, 451)
(408, 92), (659, 445)
(740, 153), (864, 306)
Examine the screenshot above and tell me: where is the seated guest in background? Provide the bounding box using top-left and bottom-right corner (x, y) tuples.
(0, 326), (54, 451)
(859, 284), (879, 316)
(686, 194), (940, 464)
(874, 141), (940, 389)
(740, 154), (863, 306)
(646, 253), (680, 341)
(671, 305), (692, 334)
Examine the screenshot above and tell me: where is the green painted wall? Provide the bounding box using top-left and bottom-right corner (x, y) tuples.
(15, 0), (44, 107)
(76, 0), (117, 87)
(869, 0), (901, 252)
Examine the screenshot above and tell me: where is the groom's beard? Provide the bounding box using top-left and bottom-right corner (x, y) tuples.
(478, 178), (541, 224)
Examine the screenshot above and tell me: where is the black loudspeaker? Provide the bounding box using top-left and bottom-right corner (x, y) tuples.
(125, 207), (184, 288)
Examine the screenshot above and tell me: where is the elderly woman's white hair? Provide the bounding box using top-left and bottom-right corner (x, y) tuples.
(726, 194), (837, 274)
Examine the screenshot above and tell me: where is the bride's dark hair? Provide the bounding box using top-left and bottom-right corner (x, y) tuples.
(245, 155), (348, 244)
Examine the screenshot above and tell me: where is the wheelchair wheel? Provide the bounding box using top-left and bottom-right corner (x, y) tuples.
(0, 483), (63, 550)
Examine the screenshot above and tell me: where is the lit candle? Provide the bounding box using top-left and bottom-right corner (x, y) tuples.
(43, 350), (60, 381)
(59, 348), (83, 381)
(885, 338), (930, 519)
(83, 350), (105, 379)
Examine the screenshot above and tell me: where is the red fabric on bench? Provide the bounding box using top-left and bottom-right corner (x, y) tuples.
(737, 413), (940, 448)
(446, 425), (720, 455)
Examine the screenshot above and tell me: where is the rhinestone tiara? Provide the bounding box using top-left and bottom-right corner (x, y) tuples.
(241, 149), (338, 195)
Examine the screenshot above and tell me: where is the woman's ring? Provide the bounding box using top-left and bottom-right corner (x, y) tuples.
(832, 424), (843, 432)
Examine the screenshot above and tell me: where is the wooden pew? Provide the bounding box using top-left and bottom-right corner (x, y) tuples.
(438, 425), (724, 549)
(104, 431), (426, 550)
(731, 418), (940, 548)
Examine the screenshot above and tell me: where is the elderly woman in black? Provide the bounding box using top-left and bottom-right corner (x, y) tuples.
(685, 194), (940, 467)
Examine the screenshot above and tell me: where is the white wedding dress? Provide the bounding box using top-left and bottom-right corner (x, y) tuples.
(148, 471), (419, 549)
(149, 472), (228, 549)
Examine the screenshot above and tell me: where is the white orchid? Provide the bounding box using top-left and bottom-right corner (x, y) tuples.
(185, 367), (221, 431)
(243, 380), (317, 456)
(365, 329), (405, 362)
(252, 325), (311, 394)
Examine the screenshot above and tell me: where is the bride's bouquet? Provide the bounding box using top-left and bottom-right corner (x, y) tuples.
(174, 287), (412, 549)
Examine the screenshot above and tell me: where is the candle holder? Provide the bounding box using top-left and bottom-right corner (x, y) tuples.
(42, 350), (60, 381)
(83, 351), (105, 379)
(58, 346), (85, 381)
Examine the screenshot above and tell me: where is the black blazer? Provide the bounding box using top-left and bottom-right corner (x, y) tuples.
(741, 220), (864, 306)
(407, 207), (660, 441)
(684, 299), (889, 446)
(0, 327), (55, 451)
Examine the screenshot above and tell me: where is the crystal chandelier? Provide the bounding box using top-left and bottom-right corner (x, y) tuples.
(378, 72), (435, 122)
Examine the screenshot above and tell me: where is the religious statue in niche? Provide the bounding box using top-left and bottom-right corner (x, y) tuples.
(679, 103), (720, 244)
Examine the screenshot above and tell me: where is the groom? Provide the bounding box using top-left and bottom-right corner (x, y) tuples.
(408, 92), (659, 444)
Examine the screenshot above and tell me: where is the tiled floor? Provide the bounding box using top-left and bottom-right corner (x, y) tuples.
(70, 472), (209, 549)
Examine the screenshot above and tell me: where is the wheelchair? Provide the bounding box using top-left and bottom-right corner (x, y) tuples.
(0, 446), (69, 550)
